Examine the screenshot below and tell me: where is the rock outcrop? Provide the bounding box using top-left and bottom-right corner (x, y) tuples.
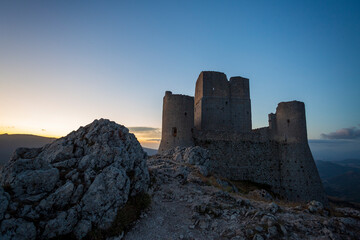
(0, 119), (150, 239)
(126, 149), (360, 240)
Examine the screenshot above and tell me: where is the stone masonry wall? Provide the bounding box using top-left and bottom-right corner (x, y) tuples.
(278, 142), (328, 204)
(194, 128), (328, 205)
(194, 130), (282, 196)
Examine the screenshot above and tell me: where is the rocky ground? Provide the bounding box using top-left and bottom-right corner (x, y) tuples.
(126, 148), (360, 240)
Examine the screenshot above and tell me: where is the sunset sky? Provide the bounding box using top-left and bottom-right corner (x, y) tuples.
(1, 1), (359, 155)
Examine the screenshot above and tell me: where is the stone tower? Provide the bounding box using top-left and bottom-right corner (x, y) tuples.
(158, 91), (194, 154)
(271, 101), (328, 204)
(194, 71), (251, 132)
(272, 101), (308, 143)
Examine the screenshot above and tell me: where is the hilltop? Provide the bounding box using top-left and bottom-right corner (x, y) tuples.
(126, 147), (360, 239)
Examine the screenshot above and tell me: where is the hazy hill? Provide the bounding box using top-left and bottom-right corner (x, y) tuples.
(143, 147), (157, 156)
(0, 134), (158, 167)
(316, 160), (359, 179)
(334, 159), (360, 169)
(316, 159), (360, 203)
(0, 134), (56, 166)
(324, 170), (360, 203)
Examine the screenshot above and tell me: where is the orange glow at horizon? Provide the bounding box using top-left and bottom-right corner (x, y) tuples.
(0, 126), (66, 139)
(137, 139), (160, 149)
(0, 126), (161, 149)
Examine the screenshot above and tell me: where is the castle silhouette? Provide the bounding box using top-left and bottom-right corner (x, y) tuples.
(159, 71), (327, 204)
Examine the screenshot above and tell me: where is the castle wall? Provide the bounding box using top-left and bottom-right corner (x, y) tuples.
(230, 99), (252, 132)
(194, 131), (282, 194)
(158, 91), (194, 154)
(197, 97), (231, 131)
(278, 142), (328, 204)
(195, 131), (327, 204)
(268, 113), (277, 132)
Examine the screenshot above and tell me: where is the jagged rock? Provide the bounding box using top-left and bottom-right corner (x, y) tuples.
(254, 225), (264, 232)
(279, 224), (287, 236)
(0, 119), (150, 239)
(171, 146), (211, 177)
(267, 226), (278, 237)
(42, 207), (79, 238)
(260, 214), (277, 227)
(0, 187), (9, 221)
(268, 202), (279, 214)
(183, 146), (209, 165)
(307, 200), (324, 214)
(0, 218), (36, 240)
(253, 234), (264, 240)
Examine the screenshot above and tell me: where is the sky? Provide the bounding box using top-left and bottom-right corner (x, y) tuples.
(0, 0), (359, 154)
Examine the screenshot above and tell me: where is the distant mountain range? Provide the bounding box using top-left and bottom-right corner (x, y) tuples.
(316, 159), (360, 203)
(143, 147), (157, 156)
(0, 134), (157, 167)
(0, 134), (56, 166)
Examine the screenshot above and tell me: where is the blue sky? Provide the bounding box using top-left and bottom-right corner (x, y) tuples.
(0, 1), (359, 154)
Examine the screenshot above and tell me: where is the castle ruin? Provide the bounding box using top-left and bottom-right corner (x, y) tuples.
(159, 71), (327, 204)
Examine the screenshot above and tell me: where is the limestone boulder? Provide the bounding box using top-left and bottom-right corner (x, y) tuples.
(171, 146), (211, 176)
(0, 119), (150, 239)
(307, 200), (324, 214)
(247, 189), (273, 201)
(183, 146), (210, 166)
(0, 187), (10, 221)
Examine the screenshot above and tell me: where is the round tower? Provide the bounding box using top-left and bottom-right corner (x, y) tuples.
(275, 101), (308, 143)
(158, 91), (195, 154)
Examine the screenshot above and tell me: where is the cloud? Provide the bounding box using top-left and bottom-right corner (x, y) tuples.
(41, 129), (46, 131)
(309, 139), (354, 144)
(144, 138), (161, 142)
(128, 127), (161, 141)
(128, 127), (160, 133)
(321, 125), (360, 140)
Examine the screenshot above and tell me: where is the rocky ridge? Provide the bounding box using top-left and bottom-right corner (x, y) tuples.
(0, 119), (150, 239)
(126, 146), (360, 240)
